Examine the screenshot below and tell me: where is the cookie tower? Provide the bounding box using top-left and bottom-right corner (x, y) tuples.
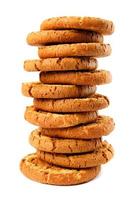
(20, 17), (115, 186)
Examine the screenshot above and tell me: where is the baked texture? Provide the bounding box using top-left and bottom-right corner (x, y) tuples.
(40, 16), (114, 35)
(24, 106), (97, 128)
(29, 129), (102, 154)
(40, 116), (115, 139)
(40, 70), (112, 86)
(38, 43), (111, 58)
(20, 153), (100, 185)
(37, 141), (114, 168)
(33, 93), (109, 113)
(24, 57), (97, 72)
(27, 30), (103, 45)
(22, 82), (96, 99)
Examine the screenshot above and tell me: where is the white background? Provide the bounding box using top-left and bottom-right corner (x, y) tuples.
(0, 0), (135, 199)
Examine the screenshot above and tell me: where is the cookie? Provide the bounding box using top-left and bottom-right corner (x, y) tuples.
(29, 129), (102, 154)
(37, 141), (114, 168)
(40, 116), (115, 139)
(24, 106), (97, 128)
(24, 57), (97, 72)
(27, 30), (103, 45)
(40, 70), (112, 86)
(33, 94), (109, 113)
(40, 16), (114, 35)
(38, 43), (111, 58)
(22, 82), (96, 99)
(20, 153), (100, 185)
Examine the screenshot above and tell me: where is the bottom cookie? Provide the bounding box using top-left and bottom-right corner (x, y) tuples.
(20, 153), (100, 186)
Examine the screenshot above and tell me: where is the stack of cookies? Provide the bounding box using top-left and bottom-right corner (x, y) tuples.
(20, 16), (115, 186)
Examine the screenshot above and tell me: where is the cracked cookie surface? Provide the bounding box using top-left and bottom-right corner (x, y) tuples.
(40, 116), (115, 139)
(24, 106), (97, 128)
(20, 153), (100, 185)
(33, 94), (109, 113)
(38, 43), (111, 58)
(37, 141), (114, 168)
(22, 82), (96, 99)
(40, 70), (112, 86)
(29, 129), (102, 153)
(40, 16), (114, 35)
(27, 30), (103, 45)
(24, 57), (97, 72)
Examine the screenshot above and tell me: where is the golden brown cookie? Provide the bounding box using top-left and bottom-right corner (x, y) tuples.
(40, 70), (112, 86)
(33, 94), (109, 113)
(22, 82), (96, 99)
(37, 141), (114, 168)
(38, 43), (111, 58)
(40, 16), (114, 35)
(20, 153), (101, 185)
(27, 30), (103, 45)
(25, 106), (97, 128)
(29, 129), (102, 154)
(40, 116), (115, 139)
(24, 57), (97, 72)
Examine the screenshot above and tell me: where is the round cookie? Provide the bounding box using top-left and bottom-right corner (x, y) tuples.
(38, 43), (111, 58)
(25, 106), (97, 128)
(40, 16), (114, 35)
(24, 57), (97, 72)
(22, 82), (96, 99)
(29, 129), (102, 154)
(20, 153), (101, 185)
(40, 116), (115, 139)
(27, 30), (103, 45)
(40, 70), (112, 86)
(37, 141), (114, 168)
(33, 94), (109, 113)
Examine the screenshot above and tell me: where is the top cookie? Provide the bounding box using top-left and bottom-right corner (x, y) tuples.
(40, 16), (114, 35)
